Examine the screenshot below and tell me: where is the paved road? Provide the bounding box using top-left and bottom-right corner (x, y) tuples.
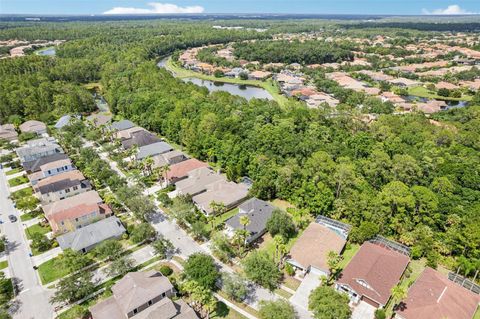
(0, 168), (54, 319)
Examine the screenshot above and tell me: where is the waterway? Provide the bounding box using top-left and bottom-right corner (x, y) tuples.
(36, 47), (56, 56)
(157, 57), (273, 101)
(402, 95), (469, 110)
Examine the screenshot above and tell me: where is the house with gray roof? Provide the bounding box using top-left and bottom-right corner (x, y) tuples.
(54, 115), (80, 129)
(175, 167), (224, 197)
(22, 153), (69, 173)
(192, 180), (249, 216)
(16, 138), (63, 163)
(136, 141), (173, 161)
(152, 150), (187, 169)
(121, 130), (161, 150)
(56, 216), (126, 253)
(110, 120), (135, 132)
(225, 198), (275, 244)
(90, 270), (198, 319)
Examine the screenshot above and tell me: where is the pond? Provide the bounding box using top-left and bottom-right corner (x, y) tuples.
(402, 95), (469, 110)
(182, 77), (274, 101)
(157, 57), (273, 101)
(36, 47), (56, 56)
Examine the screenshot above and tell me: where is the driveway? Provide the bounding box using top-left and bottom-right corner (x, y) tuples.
(351, 301), (376, 319)
(0, 167), (54, 319)
(289, 272), (321, 311)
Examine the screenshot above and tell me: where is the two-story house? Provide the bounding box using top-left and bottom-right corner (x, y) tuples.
(43, 190), (111, 234)
(16, 137), (63, 163)
(33, 170), (91, 204)
(28, 158), (74, 185)
(90, 270), (198, 319)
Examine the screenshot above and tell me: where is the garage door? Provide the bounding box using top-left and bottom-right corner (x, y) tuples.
(362, 296), (380, 308)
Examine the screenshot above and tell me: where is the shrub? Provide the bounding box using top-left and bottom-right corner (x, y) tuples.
(374, 309), (386, 319)
(159, 265), (173, 276)
(285, 263), (295, 276)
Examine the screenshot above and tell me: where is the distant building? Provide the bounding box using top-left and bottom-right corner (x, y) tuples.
(110, 120), (135, 132)
(0, 124), (18, 141)
(19, 120), (47, 135)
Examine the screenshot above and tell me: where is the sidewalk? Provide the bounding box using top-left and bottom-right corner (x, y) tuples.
(32, 247), (63, 266)
(9, 182), (30, 193)
(6, 171), (25, 180)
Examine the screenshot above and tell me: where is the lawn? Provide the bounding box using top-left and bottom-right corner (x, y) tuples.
(25, 223), (51, 240)
(8, 175), (29, 187)
(207, 208), (239, 232)
(213, 301), (248, 319)
(269, 199), (295, 211)
(338, 243), (360, 270)
(0, 261), (8, 270)
(258, 230), (302, 259)
(165, 57), (290, 107)
(408, 86), (472, 101)
(474, 307), (480, 319)
(37, 257), (71, 284)
(20, 209), (43, 222)
(10, 187), (33, 200)
(5, 168), (22, 176)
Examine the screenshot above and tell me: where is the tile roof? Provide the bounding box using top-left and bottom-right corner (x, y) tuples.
(47, 202), (110, 225)
(121, 131), (161, 150)
(39, 158), (72, 172)
(288, 222), (347, 273)
(19, 120), (46, 133)
(165, 159), (208, 181)
(337, 242), (410, 306)
(396, 267), (480, 319)
(86, 113), (112, 127)
(56, 216), (126, 251)
(42, 190), (102, 216)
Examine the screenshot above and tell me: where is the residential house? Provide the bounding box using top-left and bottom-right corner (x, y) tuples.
(19, 120), (47, 135)
(335, 239), (410, 309)
(16, 138), (63, 163)
(192, 180), (249, 215)
(120, 130), (160, 150)
(249, 70), (272, 81)
(114, 126), (146, 140)
(136, 141), (173, 161)
(43, 190), (111, 234)
(175, 167), (223, 197)
(110, 120), (135, 132)
(306, 93), (339, 108)
(22, 153), (69, 174)
(0, 124), (18, 141)
(86, 113), (112, 127)
(225, 198), (275, 244)
(394, 267), (480, 319)
(435, 81), (459, 90)
(57, 216), (126, 253)
(165, 159), (209, 184)
(90, 271), (198, 319)
(388, 78), (421, 88)
(152, 150), (187, 169)
(381, 92), (406, 104)
(225, 67), (248, 78)
(287, 216), (350, 277)
(33, 170), (91, 204)
(28, 158), (74, 185)
(54, 115), (79, 129)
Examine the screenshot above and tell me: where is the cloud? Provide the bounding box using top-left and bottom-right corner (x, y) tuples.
(422, 4), (476, 15)
(104, 2), (205, 14)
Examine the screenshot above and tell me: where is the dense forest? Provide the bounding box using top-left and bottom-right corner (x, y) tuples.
(233, 40), (354, 64)
(0, 20), (479, 272)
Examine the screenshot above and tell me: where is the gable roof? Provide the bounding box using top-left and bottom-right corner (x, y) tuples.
(288, 222), (347, 273)
(56, 216), (126, 251)
(175, 167), (223, 196)
(336, 242), (410, 306)
(166, 159), (208, 181)
(112, 271), (173, 314)
(395, 267), (480, 319)
(226, 198), (275, 243)
(34, 170), (87, 194)
(22, 153), (69, 173)
(111, 120), (135, 131)
(136, 142), (173, 160)
(54, 115), (79, 129)
(192, 180), (249, 214)
(40, 158), (72, 172)
(121, 130), (161, 150)
(43, 190), (102, 216)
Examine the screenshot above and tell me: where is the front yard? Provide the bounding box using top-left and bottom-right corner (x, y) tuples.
(25, 223), (51, 240)
(8, 175), (29, 187)
(38, 257), (72, 284)
(5, 167), (23, 176)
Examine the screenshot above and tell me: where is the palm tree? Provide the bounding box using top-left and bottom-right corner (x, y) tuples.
(273, 234), (286, 266)
(142, 156), (154, 176)
(239, 215), (251, 248)
(390, 285), (407, 310)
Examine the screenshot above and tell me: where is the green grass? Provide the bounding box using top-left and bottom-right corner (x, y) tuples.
(207, 208), (239, 231)
(5, 168), (22, 176)
(25, 223), (51, 239)
(217, 291), (260, 317)
(165, 57), (290, 107)
(10, 187), (33, 200)
(274, 288), (293, 299)
(20, 210), (42, 222)
(0, 261), (8, 270)
(38, 257), (71, 284)
(474, 307), (480, 319)
(8, 175), (29, 187)
(408, 86), (472, 101)
(338, 243), (360, 270)
(212, 301), (248, 319)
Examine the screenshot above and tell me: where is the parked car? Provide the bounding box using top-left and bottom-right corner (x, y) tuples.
(8, 215), (17, 223)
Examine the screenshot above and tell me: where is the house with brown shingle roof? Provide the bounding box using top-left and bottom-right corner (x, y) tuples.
(90, 271), (198, 319)
(395, 267), (480, 319)
(33, 170), (91, 204)
(28, 158), (74, 185)
(335, 240), (410, 308)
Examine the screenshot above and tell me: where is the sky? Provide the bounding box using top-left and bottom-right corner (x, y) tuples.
(1, 0), (479, 16)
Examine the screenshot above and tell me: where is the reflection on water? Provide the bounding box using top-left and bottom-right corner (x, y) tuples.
(37, 48), (56, 56)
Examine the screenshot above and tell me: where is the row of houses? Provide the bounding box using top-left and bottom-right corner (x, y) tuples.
(15, 120), (126, 254)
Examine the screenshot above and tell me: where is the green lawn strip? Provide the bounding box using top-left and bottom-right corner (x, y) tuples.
(38, 258), (72, 285)
(281, 275), (301, 291)
(5, 168), (22, 176)
(20, 210), (43, 222)
(338, 243), (360, 270)
(207, 208), (239, 232)
(274, 288), (293, 299)
(25, 223), (51, 239)
(213, 301), (249, 319)
(0, 261), (8, 270)
(408, 86), (472, 101)
(165, 58), (290, 107)
(217, 291), (260, 317)
(260, 231), (301, 259)
(474, 307), (480, 319)
(10, 186), (33, 199)
(8, 175), (29, 187)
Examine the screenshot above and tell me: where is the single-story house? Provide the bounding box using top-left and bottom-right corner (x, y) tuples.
(114, 126), (146, 140)
(19, 120), (47, 135)
(110, 120), (135, 132)
(0, 124), (18, 141)
(152, 150), (187, 169)
(336, 240), (410, 309)
(90, 271), (198, 319)
(225, 198), (275, 244)
(136, 142), (173, 161)
(54, 115), (79, 129)
(395, 267), (480, 319)
(435, 81), (460, 90)
(121, 130), (161, 150)
(22, 153), (69, 174)
(28, 158), (74, 185)
(86, 113), (112, 127)
(34, 170), (91, 204)
(57, 216), (126, 253)
(388, 78), (421, 88)
(175, 167), (224, 197)
(249, 70), (272, 81)
(165, 159), (209, 184)
(192, 180), (249, 216)
(287, 217), (349, 277)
